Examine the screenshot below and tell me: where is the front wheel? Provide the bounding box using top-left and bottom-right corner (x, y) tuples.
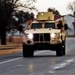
(23, 44), (34, 57)
(56, 43), (63, 56)
(62, 41), (65, 55)
(56, 41), (66, 56)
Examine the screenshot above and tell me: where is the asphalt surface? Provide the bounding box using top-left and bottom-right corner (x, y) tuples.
(0, 37), (75, 75)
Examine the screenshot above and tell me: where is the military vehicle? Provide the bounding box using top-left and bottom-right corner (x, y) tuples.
(22, 12), (67, 57)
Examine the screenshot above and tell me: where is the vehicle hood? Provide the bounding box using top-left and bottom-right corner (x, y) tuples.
(24, 28), (60, 34)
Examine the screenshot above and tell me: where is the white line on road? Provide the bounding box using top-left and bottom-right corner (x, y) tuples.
(34, 51), (46, 55)
(0, 57), (22, 65)
(0, 51), (46, 65)
(49, 58), (75, 74)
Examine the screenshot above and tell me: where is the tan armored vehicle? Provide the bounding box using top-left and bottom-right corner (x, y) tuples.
(22, 12), (67, 57)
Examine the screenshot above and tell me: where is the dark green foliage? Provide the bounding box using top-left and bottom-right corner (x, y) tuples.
(47, 7), (61, 15)
(0, 0), (36, 45)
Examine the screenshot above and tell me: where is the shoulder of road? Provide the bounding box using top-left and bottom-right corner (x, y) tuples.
(0, 43), (22, 50)
(0, 43), (22, 56)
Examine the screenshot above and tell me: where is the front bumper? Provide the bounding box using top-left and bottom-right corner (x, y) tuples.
(23, 42), (62, 51)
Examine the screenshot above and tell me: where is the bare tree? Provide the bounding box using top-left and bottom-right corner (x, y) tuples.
(67, 1), (75, 16)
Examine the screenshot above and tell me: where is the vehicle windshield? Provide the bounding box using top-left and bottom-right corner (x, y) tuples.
(31, 23), (42, 29)
(45, 23), (55, 28)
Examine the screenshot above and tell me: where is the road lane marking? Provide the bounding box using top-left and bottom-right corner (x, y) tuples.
(0, 51), (46, 65)
(34, 51), (46, 55)
(49, 58), (75, 74)
(0, 57), (22, 65)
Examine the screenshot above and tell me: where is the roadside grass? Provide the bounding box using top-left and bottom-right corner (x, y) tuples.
(0, 49), (22, 56)
(0, 43), (22, 56)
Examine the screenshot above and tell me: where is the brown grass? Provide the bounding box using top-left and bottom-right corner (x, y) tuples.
(0, 49), (22, 56)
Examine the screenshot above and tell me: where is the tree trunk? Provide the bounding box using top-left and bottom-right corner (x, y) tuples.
(1, 31), (6, 45)
(0, 20), (6, 45)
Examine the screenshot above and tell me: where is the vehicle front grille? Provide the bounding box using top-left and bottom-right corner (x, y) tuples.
(33, 33), (50, 42)
(33, 34), (39, 41)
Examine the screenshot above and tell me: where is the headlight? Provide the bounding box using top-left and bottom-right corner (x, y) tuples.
(51, 33), (56, 38)
(28, 33), (33, 39)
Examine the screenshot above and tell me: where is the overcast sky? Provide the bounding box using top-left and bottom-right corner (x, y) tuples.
(35, 0), (75, 15)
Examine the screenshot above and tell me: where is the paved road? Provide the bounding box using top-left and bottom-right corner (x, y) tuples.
(0, 37), (75, 75)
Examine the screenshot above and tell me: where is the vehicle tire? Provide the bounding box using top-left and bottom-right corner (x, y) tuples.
(23, 44), (34, 58)
(56, 43), (63, 56)
(62, 41), (65, 55)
